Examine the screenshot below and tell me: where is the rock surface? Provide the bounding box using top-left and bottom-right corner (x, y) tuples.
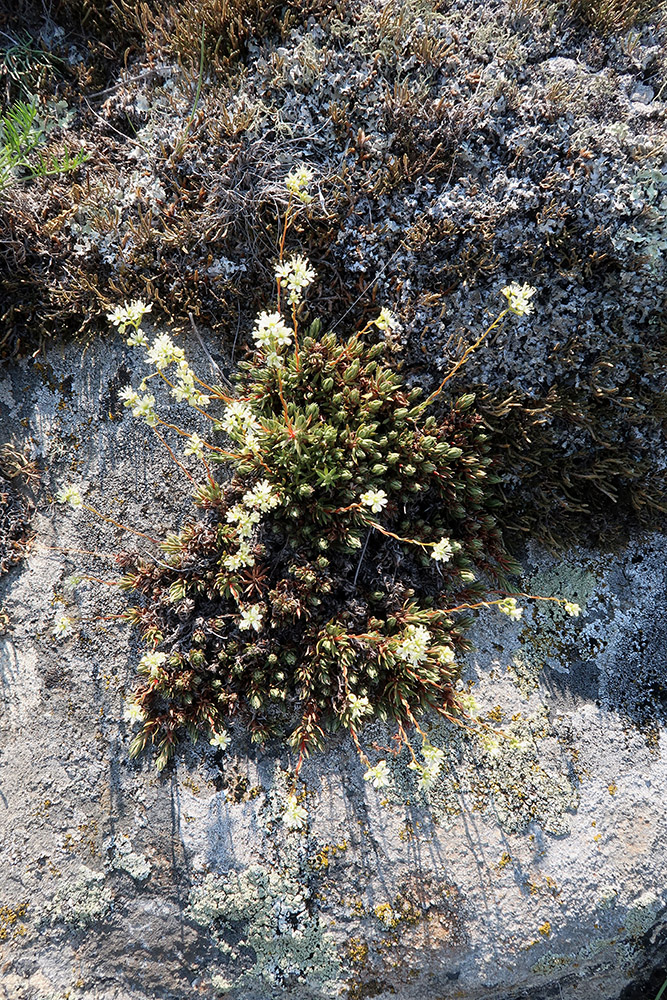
(2, 0), (667, 995)
(1, 333), (666, 1000)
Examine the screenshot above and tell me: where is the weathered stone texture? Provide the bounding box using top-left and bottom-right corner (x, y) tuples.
(0, 335), (666, 1000)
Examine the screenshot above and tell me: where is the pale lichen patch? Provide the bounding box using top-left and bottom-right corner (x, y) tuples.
(38, 866), (113, 928)
(424, 708), (579, 835)
(103, 833), (152, 883)
(530, 889), (665, 982)
(513, 557), (601, 687)
(623, 890), (661, 939)
(507, 651), (541, 697)
(187, 861), (340, 995)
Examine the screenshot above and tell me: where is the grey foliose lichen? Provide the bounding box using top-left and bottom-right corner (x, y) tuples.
(187, 861), (340, 996)
(612, 166), (667, 274)
(39, 865), (113, 928)
(104, 833), (152, 883)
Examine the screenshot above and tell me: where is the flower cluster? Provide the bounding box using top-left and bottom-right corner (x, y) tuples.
(373, 307), (399, 333)
(431, 536), (455, 562)
(114, 323), (210, 428)
(437, 645), (456, 665)
(252, 311), (292, 354)
(283, 794), (308, 830)
(184, 433), (206, 460)
(119, 387), (158, 426)
(218, 400), (261, 453)
(124, 700), (145, 723)
(456, 692), (479, 717)
(209, 729), (231, 750)
(395, 625), (432, 666)
(222, 541), (255, 572)
(497, 597), (523, 621)
(501, 282), (537, 317)
(346, 693), (373, 724)
(359, 488), (388, 513)
(275, 254), (317, 306)
(171, 361), (210, 407)
(147, 332), (184, 371)
(56, 485), (83, 508)
(408, 743), (445, 791)
(244, 479), (280, 513)
(138, 651), (167, 677)
(221, 480), (279, 587)
(107, 299), (152, 337)
(285, 165), (314, 204)
(226, 504), (261, 538)
(52, 614), (74, 638)
(363, 761), (390, 789)
(238, 604), (264, 632)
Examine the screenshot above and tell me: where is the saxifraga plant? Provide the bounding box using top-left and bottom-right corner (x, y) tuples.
(58, 169), (581, 806)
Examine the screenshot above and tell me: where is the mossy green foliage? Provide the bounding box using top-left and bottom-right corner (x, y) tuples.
(477, 345), (667, 550)
(5, 0), (332, 89)
(517, 0), (667, 32)
(121, 324), (519, 769)
(150, 0), (320, 76)
(0, 31), (64, 102)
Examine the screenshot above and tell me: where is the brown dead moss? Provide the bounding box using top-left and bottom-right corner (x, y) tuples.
(477, 360), (667, 550)
(568, 0), (666, 34)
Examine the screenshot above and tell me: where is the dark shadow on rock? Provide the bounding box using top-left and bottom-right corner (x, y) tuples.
(618, 909), (667, 1000)
(517, 535), (667, 743)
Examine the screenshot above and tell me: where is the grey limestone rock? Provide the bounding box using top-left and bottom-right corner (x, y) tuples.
(1, 0), (667, 995)
(0, 332), (666, 1000)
